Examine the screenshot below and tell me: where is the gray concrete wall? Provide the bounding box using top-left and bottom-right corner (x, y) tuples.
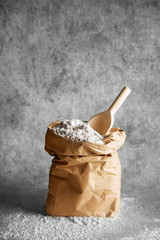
(0, 0), (160, 203)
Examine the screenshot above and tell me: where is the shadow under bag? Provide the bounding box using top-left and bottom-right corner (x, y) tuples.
(45, 121), (126, 217)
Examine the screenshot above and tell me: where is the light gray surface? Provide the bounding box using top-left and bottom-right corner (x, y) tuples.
(0, 0), (160, 239)
(0, 190), (160, 240)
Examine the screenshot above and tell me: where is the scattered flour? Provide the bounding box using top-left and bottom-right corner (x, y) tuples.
(52, 119), (104, 144)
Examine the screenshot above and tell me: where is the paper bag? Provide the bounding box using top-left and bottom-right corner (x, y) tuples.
(45, 121), (126, 217)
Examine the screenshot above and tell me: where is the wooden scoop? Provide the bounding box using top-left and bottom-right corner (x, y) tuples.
(88, 86), (131, 135)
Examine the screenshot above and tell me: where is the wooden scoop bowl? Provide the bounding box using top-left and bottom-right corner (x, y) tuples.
(88, 86), (131, 135)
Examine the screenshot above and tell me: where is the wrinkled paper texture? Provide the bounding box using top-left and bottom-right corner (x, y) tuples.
(45, 121), (126, 217)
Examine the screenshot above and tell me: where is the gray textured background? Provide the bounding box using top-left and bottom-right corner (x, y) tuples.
(0, 0), (160, 238)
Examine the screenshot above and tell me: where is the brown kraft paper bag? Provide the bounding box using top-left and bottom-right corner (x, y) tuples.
(45, 121), (126, 217)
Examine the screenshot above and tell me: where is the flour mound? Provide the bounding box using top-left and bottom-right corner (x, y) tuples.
(52, 119), (104, 144)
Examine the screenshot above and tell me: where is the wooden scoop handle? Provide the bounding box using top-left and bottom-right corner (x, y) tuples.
(108, 86), (131, 114)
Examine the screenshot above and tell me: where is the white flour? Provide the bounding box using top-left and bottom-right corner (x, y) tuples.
(52, 119), (104, 144)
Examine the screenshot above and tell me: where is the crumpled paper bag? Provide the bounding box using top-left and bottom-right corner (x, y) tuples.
(45, 121), (126, 217)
